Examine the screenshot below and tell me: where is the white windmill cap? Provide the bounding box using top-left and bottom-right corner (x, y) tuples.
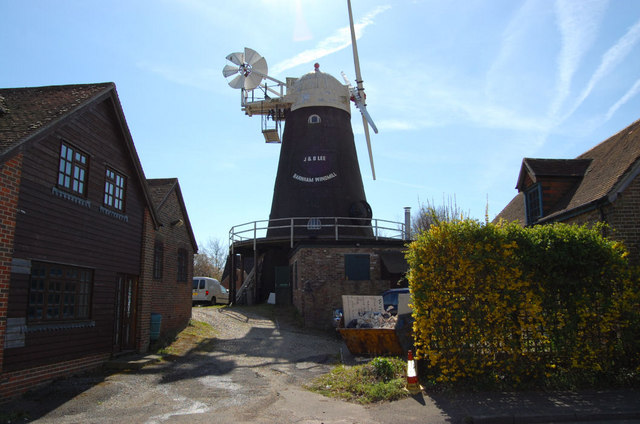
(290, 64), (351, 114)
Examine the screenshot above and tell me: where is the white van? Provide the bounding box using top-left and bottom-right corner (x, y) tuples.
(192, 277), (229, 305)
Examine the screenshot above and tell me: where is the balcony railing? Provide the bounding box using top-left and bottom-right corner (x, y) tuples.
(229, 216), (408, 249)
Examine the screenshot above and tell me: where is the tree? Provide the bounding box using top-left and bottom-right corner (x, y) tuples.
(193, 237), (227, 280)
(412, 195), (468, 235)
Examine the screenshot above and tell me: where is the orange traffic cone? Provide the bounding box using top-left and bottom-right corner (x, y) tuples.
(406, 350), (421, 394)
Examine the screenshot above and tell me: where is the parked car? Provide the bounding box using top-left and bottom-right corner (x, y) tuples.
(192, 277), (229, 305)
(381, 288), (410, 314)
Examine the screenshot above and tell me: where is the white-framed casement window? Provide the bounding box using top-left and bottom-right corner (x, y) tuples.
(104, 167), (126, 211)
(57, 141), (89, 196)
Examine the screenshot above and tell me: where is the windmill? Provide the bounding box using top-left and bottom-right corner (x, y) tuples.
(222, 0), (378, 239)
(344, 0), (379, 180)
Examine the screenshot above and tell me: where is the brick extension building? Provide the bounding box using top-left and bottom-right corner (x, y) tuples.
(290, 243), (407, 327)
(495, 118), (640, 262)
(0, 83), (196, 400)
(146, 178), (197, 343)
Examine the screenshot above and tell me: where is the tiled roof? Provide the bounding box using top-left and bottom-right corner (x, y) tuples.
(0, 83), (113, 156)
(0, 82), (163, 230)
(525, 158), (591, 177)
(516, 158), (592, 191)
(496, 118), (640, 224)
(570, 119), (640, 209)
(495, 192), (526, 225)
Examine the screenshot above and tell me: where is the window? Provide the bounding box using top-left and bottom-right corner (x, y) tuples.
(525, 184), (543, 225)
(153, 241), (164, 280)
(28, 262), (93, 322)
(307, 217), (322, 230)
(345, 254), (370, 280)
(308, 114), (321, 124)
(104, 167), (126, 211)
(177, 249), (188, 282)
(192, 279), (203, 290)
(57, 142), (88, 196)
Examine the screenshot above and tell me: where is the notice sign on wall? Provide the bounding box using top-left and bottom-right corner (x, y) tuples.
(342, 295), (384, 324)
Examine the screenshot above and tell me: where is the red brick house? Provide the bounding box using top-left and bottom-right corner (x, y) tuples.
(496, 118), (640, 261)
(0, 83), (196, 400)
(145, 178), (197, 344)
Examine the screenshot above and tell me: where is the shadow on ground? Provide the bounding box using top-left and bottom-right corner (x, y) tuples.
(0, 305), (336, 423)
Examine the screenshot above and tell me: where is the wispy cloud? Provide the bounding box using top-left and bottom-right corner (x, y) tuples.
(137, 61), (219, 92)
(293, 0), (312, 42)
(271, 5), (391, 75)
(563, 17), (640, 121)
(484, 0), (538, 99)
(549, 0), (608, 118)
(605, 78), (640, 121)
(381, 68), (554, 135)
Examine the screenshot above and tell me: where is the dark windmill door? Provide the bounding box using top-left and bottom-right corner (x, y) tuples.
(113, 274), (138, 352)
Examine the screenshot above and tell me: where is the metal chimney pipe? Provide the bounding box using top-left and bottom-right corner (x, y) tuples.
(404, 207), (411, 241)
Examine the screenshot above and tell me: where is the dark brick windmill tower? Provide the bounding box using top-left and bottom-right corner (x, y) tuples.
(221, 1), (409, 327)
(267, 63), (375, 239)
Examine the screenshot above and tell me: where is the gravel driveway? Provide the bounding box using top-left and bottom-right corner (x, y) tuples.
(2, 306), (448, 423)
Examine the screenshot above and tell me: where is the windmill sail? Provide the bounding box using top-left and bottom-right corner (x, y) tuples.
(346, 0), (377, 181)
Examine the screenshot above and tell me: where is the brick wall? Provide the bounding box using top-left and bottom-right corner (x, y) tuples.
(0, 153), (23, 374)
(0, 353), (109, 402)
(149, 188), (193, 342)
(564, 177), (640, 263)
(136, 207), (155, 353)
(606, 177), (640, 261)
(540, 178), (582, 216)
(290, 246), (394, 329)
(0, 155), (109, 402)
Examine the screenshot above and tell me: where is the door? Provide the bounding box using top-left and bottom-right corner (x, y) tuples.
(275, 266), (291, 306)
(114, 274), (138, 352)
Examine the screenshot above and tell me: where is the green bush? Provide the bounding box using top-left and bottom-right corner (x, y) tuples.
(406, 219), (640, 389)
(371, 357), (401, 382)
(305, 357), (408, 403)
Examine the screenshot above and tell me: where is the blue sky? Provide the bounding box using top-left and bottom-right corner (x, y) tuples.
(3, 0), (640, 248)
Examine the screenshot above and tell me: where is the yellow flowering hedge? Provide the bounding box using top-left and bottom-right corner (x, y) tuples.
(406, 220), (640, 387)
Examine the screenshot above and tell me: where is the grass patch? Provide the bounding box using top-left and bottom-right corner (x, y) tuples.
(305, 357), (410, 404)
(155, 319), (217, 358)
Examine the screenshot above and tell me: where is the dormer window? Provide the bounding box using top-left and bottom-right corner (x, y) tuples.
(515, 158), (591, 226)
(308, 114), (321, 124)
(525, 183), (542, 225)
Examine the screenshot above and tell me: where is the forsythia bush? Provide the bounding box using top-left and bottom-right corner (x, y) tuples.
(406, 219), (640, 388)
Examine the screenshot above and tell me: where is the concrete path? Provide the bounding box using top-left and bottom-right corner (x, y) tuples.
(1, 306), (639, 423)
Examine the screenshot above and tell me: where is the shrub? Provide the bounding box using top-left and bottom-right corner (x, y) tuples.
(406, 219), (640, 389)
(371, 357), (401, 382)
(305, 357), (408, 403)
